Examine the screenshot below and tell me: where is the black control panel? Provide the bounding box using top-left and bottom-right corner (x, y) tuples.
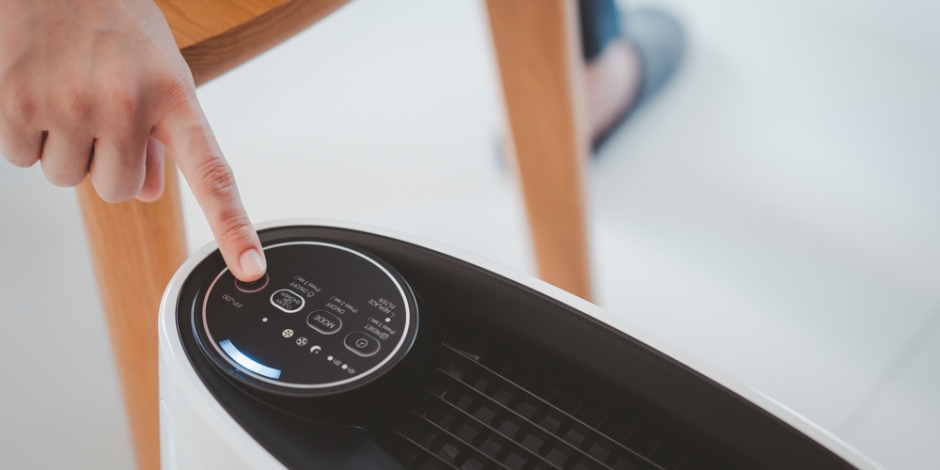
(194, 241), (419, 397)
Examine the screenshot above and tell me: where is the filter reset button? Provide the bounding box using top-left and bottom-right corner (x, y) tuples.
(344, 332), (380, 357)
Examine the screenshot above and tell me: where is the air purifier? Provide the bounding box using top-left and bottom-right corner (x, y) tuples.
(159, 220), (881, 470)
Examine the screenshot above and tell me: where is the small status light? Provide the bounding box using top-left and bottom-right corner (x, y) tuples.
(282, 329), (294, 338)
(341, 364), (348, 370)
(262, 318), (268, 322)
(327, 355), (334, 361)
(385, 318), (391, 323)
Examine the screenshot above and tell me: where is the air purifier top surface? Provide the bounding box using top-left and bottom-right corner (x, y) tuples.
(160, 221), (884, 470)
(193, 240), (419, 396)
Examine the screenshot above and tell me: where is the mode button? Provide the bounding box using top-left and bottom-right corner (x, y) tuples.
(306, 310), (342, 335)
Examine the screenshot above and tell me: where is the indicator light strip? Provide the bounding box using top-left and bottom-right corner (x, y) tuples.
(219, 339), (281, 380)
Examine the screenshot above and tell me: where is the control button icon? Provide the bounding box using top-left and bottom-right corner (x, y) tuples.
(271, 289), (304, 313)
(282, 329), (294, 338)
(234, 273), (269, 293)
(310, 345), (321, 354)
(306, 310), (342, 335)
(344, 331), (380, 357)
(295, 337), (308, 346)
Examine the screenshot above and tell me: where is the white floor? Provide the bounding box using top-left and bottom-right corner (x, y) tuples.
(2, 0), (939, 468)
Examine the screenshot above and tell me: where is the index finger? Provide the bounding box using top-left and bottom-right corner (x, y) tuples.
(155, 101), (266, 282)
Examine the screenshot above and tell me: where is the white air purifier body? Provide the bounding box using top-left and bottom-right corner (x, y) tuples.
(159, 220), (882, 470)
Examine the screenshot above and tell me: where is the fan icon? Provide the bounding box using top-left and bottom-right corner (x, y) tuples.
(296, 337), (308, 346)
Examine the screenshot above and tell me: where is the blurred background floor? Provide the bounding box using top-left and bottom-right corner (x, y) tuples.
(2, 0), (939, 468)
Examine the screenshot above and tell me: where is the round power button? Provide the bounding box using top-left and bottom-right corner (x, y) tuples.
(235, 273), (269, 293)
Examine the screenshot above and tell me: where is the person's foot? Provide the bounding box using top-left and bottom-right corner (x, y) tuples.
(586, 8), (686, 149)
(585, 38), (643, 144)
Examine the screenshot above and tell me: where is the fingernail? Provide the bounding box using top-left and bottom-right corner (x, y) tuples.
(239, 249), (266, 279)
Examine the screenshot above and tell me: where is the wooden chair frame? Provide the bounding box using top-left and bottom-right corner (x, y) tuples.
(77, 1), (591, 468)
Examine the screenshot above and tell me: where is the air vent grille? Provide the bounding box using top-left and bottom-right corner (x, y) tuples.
(388, 344), (697, 470)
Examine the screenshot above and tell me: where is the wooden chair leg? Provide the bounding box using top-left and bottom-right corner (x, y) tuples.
(76, 157), (188, 470)
(484, 0), (593, 300)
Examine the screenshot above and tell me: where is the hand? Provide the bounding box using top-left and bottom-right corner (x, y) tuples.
(0, 0), (266, 281)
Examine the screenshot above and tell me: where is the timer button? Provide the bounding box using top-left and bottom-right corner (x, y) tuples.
(344, 332), (380, 357)
(234, 273), (269, 293)
(306, 310), (342, 335)
(270, 289), (304, 313)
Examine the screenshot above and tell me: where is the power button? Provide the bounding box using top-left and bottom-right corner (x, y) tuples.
(344, 332), (380, 357)
(235, 273), (269, 293)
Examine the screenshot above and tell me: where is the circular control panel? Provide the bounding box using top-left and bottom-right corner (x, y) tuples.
(193, 241), (418, 396)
